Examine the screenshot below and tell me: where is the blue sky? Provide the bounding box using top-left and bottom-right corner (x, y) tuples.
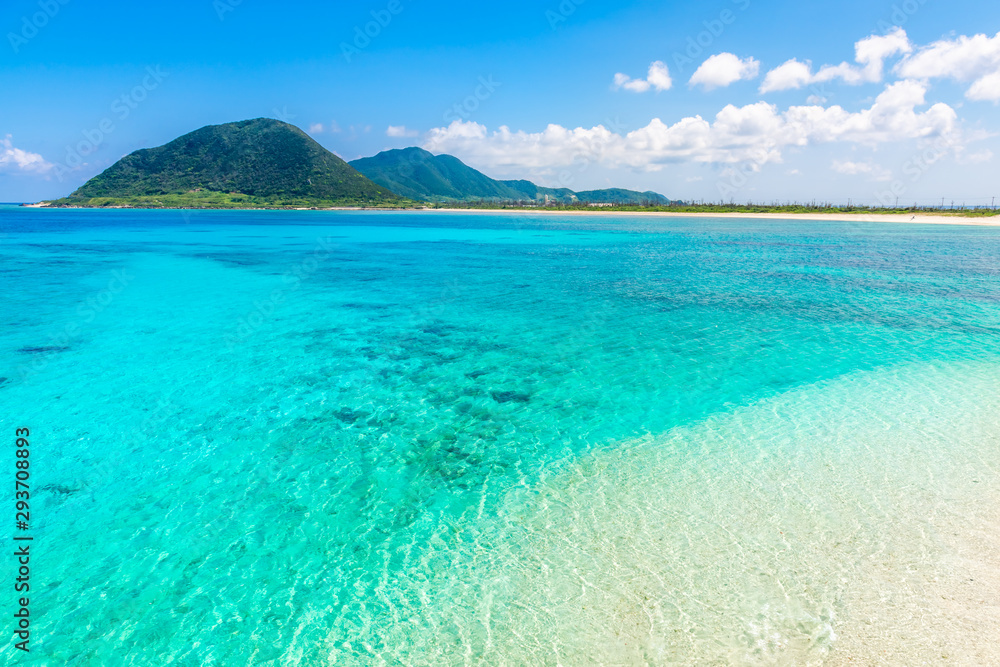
(2, 0), (999, 205)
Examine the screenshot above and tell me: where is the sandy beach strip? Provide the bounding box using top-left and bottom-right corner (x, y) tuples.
(424, 208), (1000, 226)
(21, 202), (1000, 226)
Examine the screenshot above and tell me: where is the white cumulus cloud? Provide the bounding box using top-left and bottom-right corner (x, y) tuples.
(761, 28), (912, 93)
(309, 123), (324, 134)
(896, 31), (1000, 101)
(423, 80), (960, 174)
(0, 135), (53, 175)
(760, 59), (814, 93)
(967, 72), (1000, 101)
(689, 53), (760, 90)
(613, 61), (672, 93)
(853, 29), (914, 80)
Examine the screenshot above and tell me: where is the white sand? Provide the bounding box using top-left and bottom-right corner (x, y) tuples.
(21, 202), (1000, 226)
(426, 208), (1000, 226)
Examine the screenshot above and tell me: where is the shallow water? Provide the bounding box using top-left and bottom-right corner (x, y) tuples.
(1, 207), (999, 664)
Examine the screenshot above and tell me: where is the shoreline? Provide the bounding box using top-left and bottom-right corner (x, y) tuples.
(18, 202), (1000, 226)
(425, 208), (1000, 226)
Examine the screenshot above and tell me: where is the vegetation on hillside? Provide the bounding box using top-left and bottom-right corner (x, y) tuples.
(350, 147), (524, 201)
(50, 192), (412, 209)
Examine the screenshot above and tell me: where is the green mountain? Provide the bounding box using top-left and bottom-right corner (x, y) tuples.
(47, 119), (407, 208)
(349, 147), (670, 205)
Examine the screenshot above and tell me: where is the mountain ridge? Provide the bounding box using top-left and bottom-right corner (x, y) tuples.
(41, 120), (670, 209)
(349, 147), (670, 205)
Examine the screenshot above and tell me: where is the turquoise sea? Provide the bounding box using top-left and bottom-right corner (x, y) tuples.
(2, 206), (999, 664)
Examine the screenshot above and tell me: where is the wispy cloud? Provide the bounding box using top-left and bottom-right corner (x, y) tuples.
(831, 159), (892, 181)
(309, 121), (344, 134)
(386, 125), (419, 138)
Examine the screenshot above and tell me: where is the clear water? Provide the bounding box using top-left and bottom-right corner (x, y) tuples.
(2, 207), (999, 664)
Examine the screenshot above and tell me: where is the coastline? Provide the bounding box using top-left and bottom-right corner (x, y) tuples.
(426, 208), (1000, 226)
(19, 202), (1000, 226)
